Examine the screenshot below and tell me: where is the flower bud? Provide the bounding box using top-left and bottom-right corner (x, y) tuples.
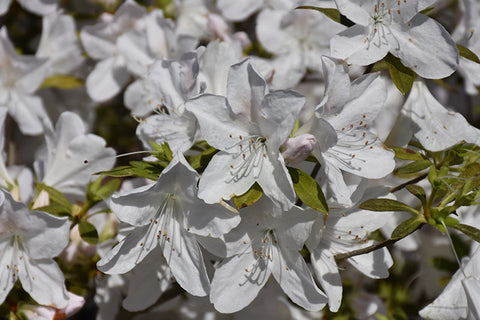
(281, 134), (316, 164)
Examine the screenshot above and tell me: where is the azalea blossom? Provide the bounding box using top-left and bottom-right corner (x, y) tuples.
(34, 111), (116, 199)
(390, 80), (480, 151)
(97, 154), (241, 297)
(186, 59), (305, 210)
(419, 246), (480, 319)
(0, 189), (71, 308)
(330, 0), (459, 79)
(0, 27), (50, 135)
(295, 56), (395, 205)
(0, 0), (57, 16)
(209, 197), (328, 313)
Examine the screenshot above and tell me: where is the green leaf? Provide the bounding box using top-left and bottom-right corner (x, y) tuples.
(359, 198), (419, 215)
(288, 167), (328, 214)
(87, 177), (122, 204)
(452, 223), (480, 243)
(295, 6), (354, 27)
(188, 147), (219, 172)
(234, 183), (263, 209)
(457, 44), (480, 64)
(390, 146), (424, 161)
(150, 141), (173, 162)
(405, 185), (426, 207)
(40, 74), (84, 89)
(391, 216), (424, 240)
(78, 221), (99, 245)
(394, 159), (432, 175)
(384, 53), (416, 94)
(97, 161), (165, 180)
(34, 183), (72, 215)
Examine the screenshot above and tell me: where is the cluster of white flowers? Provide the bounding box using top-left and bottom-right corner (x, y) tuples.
(0, 0), (480, 319)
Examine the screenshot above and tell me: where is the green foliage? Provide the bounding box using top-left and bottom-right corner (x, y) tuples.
(405, 185), (426, 207)
(288, 167), (328, 214)
(384, 53), (416, 94)
(391, 147), (425, 161)
(359, 198), (419, 215)
(39, 75), (84, 89)
(457, 44), (480, 64)
(33, 183), (72, 217)
(390, 216), (424, 240)
(394, 159), (432, 175)
(87, 176), (122, 205)
(97, 160), (166, 180)
(295, 6), (354, 27)
(452, 223), (480, 243)
(188, 147), (219, 173)
(78, 221), (99, 245)
(233, 183), (263, 209)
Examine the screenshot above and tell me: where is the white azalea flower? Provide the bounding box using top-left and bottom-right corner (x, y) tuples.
(186, 59), (305, 210)
(34, 111), (116, 198)
(391, 80), (480, 151)
(81, 0), (197, 102)
(97, 154), (241, 297)
(0, 189), (71, 308)
(36, 11), (85, 76)
(296, 56), (395, 206)
(306, 186), (394, 312)
(331, 0), (458, 79)
(0, 0), (57, 16)
(419, 246), (480, 320)
(210, 197), (328, 313)
(0, 27), (50, 135)
(256, 5), (345, 89)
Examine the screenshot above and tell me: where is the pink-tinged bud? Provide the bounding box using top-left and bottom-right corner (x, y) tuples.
(281, 134), (316, 164)
(207, 13), (230, 40)
(61, 292), (86, 318)
(99, 12), (114, 24)
(232, 31), (251, 49)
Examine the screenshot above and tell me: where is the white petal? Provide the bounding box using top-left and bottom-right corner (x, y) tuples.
(330, 24), (390, 66)
(0, 240), (16, 304)
(197, 151), (256, 204)
(462, 278), (480, 320)
(122, 249), (171, 311)
(257, 151), (295, 211)
(333, 0), (373, 25)
(270, 243), (328, 311)
(0, 0), (11, 15)
(186, 199), (240, 238)
(18, 258), (69, 308)
(97, 225), (153, 274)
(162, 224), (210, 296)
(389, 14), (458, 79)
(347, 247), (393, 278)
(185, 94), (249, 151)
(310, 249), (343, 312)
(210, 252), (270, 313)
(402, 81), (479, 152)
(17, 0), (57, 16)
(23, 211), (70, 259)
(7, 92), (47, 135)
(217, 0), (263, 21)
(86, 56), (129, 102)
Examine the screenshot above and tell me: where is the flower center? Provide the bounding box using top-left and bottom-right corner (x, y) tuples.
(225, 134), (268, 183)
(242, 230), (277, 284)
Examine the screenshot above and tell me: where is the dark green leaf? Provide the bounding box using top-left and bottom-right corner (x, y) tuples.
(188, 147), (219, 172)
(288, 167), (328, 214)
(390, 147), (424, 160)
(87, 177), (122, 204)
(34, 203), (72, 216)
(394, 159), (432, 175)
(391, 216), (424, 240)
(97, 161), (165, 180)
(78, 221), (99, 245)
(359, 198), (419, 214)
(384, 53), (416, 94)
(457, 44), (480, 64)
(295, 6), (354, 27)
(35, 183), (72, 213)
(452, 223), (480, 243)
(234, 183), (263, 209)
(40, 74), (84, 89)
(405, 185), (426, 207)
(150, 141), (173, 162)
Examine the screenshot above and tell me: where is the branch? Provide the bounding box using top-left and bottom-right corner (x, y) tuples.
(389, 173), (428, 193)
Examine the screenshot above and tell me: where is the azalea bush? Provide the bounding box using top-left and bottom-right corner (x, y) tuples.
(1, 0), (480, 319)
